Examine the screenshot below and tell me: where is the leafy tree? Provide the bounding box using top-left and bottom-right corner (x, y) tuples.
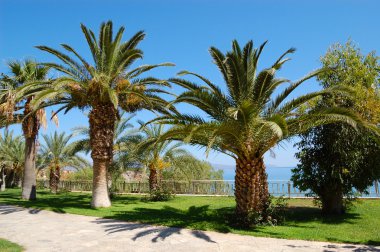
(292, 41), (380, 214)
(0, 60), (51, 200)
(151, 40), (373, 226)
(34, 21), (174, 207)
(39, 131), (89, 193)
(163, 156), (223, 181)
(65, 167), (93, 181)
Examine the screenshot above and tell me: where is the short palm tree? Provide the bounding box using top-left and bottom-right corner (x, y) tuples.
(0, 130), (25, 191)
(136, 122), (192, 191)
(34, 21), (175, 207)
(0, 60), (50, 200)
(39, 131), (89, 193)
(153, 40), (368, 225)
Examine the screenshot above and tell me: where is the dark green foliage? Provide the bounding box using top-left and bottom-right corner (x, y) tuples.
(231, 196), (288, 227)
(292, 41), (380, 214)
(293, 124), (380, 213)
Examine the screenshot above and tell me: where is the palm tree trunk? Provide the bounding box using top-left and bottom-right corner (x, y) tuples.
(235, 156), (269, 225)
(49, 165), (61, 194)
(55, 165), (60, 193)
(22, 137), (37, 200)
(21, 98), (39, 200)
(92, 158), (111, 207)
(89, 104), (116, 208)
(149, 163), (159, 191)
(0, 167), (6, 191)
(49, 167), (54, 191)
(5, 169), (14, 188)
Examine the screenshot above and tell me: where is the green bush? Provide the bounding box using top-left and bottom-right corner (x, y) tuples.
(65, 167), (93, 181)
(145, 187), (175, 202)
(232, 196), (288, 228)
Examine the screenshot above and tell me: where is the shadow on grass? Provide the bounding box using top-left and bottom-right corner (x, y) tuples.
(0, 190), (91, 214)
(284, 244), (380, 252)
(99, 205), (232, 233)
(285, 206), (361, 225)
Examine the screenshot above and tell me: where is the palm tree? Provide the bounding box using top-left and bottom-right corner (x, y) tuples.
(34, 21), (175, 207)
(0, 60), (50, 200)
(39, 131), (89, 193)
(0, 130), (25, 191)
(152, 40), (371, 225)
(136, 122), (192, 191)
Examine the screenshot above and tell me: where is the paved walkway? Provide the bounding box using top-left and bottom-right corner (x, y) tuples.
(0, 205), (379, 252)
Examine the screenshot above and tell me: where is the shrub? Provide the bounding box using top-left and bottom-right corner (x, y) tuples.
(232, 196), (288, 228)
(145, 187), (175, 202)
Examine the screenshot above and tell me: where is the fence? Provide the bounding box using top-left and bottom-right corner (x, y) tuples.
(36, 179), (380, 198)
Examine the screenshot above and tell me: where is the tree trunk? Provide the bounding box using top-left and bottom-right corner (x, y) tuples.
(89, 104), (116, 208)
(321, 187), (345, 214)
(234, 156), (269, 225)
(149, 164), (159, 191)
(5, 169), (15, 188)
(21, 98), (39, 200)
(49, 167), (54, 191)
(22, 137), (37, 200)
(92, 158), (111, 207)
(15, 172), (22, 187)
(49, 165), (61, 194)
(0, 168), (5, 191)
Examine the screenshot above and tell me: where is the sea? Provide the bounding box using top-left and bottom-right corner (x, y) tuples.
(215, 164), (294, 181)
(214, 164), (379, 197)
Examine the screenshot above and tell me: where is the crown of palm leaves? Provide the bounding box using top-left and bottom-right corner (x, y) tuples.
(150, 40), (372, 160)
(32, 21), (175, 117)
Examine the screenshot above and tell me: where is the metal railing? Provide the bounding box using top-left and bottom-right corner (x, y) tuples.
(36, 179), (380, 198)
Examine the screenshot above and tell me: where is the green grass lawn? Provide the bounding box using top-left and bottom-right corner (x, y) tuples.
(0, 189), (379, 245)
(0, 238), (23, 252)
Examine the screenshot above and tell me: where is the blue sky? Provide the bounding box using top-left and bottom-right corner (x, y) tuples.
(1, 0), (380, 167)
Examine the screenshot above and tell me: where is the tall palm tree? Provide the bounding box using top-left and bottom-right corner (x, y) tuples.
(33, 21), (175, 207)
(0, 130), (25, 191)
(136, 122), (192, 191)
(151, 40), (373, 225)
(39, 131), (89, 193)
(0, 60), (50, 200)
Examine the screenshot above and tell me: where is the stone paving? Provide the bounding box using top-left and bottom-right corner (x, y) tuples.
(0, 204), (379, 252)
